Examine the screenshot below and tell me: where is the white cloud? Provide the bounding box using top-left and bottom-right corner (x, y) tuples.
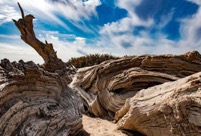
(36, 31), (108, 62)
(99, 0), (154, 51)
(0, 34), (19, 39)
(1, 0), (201, 64)
(179, 6), (201, 48)
(158, 9), (175, 29)
(0, 42), (43, 63)
(98, 0), (201, 56)
(0, 0), (101, 32)
(36, 30), (130, 61)
(0, 5), (20, 24)
(188, 0), (201, 6)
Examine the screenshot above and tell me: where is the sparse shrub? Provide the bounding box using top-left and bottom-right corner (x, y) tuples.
(67, 54), (120, 68)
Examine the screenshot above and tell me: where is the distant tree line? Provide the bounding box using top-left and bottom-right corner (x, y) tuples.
(67, 54), (120, 68)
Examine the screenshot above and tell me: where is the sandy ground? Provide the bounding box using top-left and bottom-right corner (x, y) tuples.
(82, 115), (127, 136)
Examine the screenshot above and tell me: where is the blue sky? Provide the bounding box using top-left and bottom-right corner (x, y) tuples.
(0, 0), (201, 63)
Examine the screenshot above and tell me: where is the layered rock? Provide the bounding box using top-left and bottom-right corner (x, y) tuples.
(115, 71), (201, 136)
(70, 51), (201, 119)
(0, 59), (83, 136)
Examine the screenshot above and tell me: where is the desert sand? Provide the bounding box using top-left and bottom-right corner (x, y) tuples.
(82, 115), (127, 136)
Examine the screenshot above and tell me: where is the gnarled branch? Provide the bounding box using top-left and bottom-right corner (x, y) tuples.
(13, 2), (66, 72)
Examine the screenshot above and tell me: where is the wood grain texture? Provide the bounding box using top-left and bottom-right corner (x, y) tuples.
(116, 71), (201, 136)
(0, 59), (83, 136)
(71, 51), (201, 119)
(2, 2), (201, 136)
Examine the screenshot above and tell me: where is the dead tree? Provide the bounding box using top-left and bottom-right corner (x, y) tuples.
(13, 2), (66, 72)
(0, 3), (84, 136)
(1, 2), (201, 136)
(71, 51), (201, 135)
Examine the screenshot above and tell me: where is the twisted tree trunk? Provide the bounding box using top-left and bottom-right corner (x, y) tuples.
(70, 51), (201, 135)
(70, 51), (201, 119)
(2, 2), (201, 136)
(0, 59), (83, 136)
(0, 3), (84, 136)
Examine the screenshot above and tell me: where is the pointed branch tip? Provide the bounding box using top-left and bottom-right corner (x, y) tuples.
(17, 2), (25, 20)
(12, 19), (16, 23)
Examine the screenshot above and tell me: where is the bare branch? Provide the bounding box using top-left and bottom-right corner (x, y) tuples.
(13, 2), (66, 72)
(17, 2), (25, 20)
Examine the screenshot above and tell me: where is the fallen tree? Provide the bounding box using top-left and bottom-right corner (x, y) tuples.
(70, 51), (201, 119)
(115, 71), (201, 135)
(71, 51), (201, 135)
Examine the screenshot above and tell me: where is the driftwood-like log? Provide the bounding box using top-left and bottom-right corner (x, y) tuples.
(70, 51), (201, 119)
(13, 3), (66, 72)
(115, 71), (201, 136)
(0, 59), (83, 136)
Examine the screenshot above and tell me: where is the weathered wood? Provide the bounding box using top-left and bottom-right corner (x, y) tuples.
(0, 3), (83, 136)
(13, 2), (66, 72)
(115, 71), (201, 136)
(0, 59), (83, 136)
(4, 2), (201, 136)
(70, 51), (201, 119)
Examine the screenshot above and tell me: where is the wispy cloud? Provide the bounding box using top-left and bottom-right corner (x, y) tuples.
(157, 9), (175, 29)
(0, 0), (201, 64)
(179, 5), (201, 48)
(98, 0), (201, 55)
(188, 0), (201, 5)
(99, 0), (154, 50)
(0, 42), (43, 63)
(0, 5), (20, 25)
(0, 0), (101, 32)
(0, 34), (19, 39)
